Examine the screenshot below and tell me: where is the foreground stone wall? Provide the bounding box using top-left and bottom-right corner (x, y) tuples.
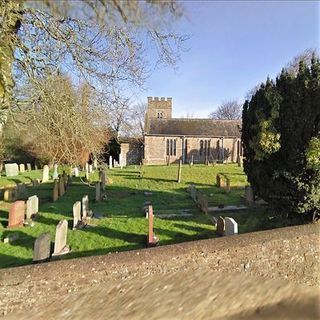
(0, 224), (319, 316)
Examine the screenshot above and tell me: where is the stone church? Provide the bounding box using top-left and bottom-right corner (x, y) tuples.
(143, 97), (242, 165)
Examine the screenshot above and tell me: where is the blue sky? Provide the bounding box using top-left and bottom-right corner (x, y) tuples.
(136, 0), (319, 118)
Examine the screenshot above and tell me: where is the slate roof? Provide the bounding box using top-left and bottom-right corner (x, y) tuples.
(146, 118), (242, 137)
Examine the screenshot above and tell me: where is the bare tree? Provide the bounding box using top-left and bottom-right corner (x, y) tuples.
(0, 1), (187, 113)
(209, 100), (242, 120)
(8, 74), (109, 165)
(285, 48), (319, 75)
(128, 102), (147, 141)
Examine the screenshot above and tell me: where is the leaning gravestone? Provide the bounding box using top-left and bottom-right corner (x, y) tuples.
(5, 163), (19, 177)
(73, 201), (81, 229)
(53, 179), (59, 202)
(27, 163), (32, 171)
(53, 164), (59, 180)
(53, 220), (70, 256)
(216, 216), (225, 236)
(42, 165), (49, 182)
(82, 195), (89, 218)
(33, 232), (51, 262)
(224, 217), (238, 236)
(26, 195), (39, 219)
(19, 164), (25, 173)
(8, 201), (25, 228)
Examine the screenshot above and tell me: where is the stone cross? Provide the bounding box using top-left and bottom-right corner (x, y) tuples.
(19, 164), (25, 173)
(42, 165), (49, 182)
(8, 201), (25, 228)
(33, 232), (51, 262)
(224, 217), (238, 236)
(109, 156), (113, 169)
(53, 220), (70, 256)
(53, 179), (59, 202)
(147, 205), (157, 247)
(26, 195), (39, 219)
(216, 216), (225, 236)
(73, 201), (81, 229)
(27, 163), (32, 171)
(5, 163), (19, 177)
(95, 182), (101, 202)
(53, 164), (59, 180)
(58, 176), (65, 196)
(82, 195), (89, 218)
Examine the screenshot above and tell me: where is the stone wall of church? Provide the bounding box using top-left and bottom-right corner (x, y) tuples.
(144, 136), (242, 165)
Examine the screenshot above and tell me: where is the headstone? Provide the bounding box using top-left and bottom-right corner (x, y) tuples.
(225, 178), (231, 193)
(0, 162), (3, 174)
(4, 188), (18, 202)
(53, 164), (59, 180)
(177, 160), (182, 183)
(53, 179), (59, 202)
(245, 185), (254, 206)
(89, 164), (93, 173)
(5, 163), (19, 177)
(147, 205), (158, 247)
(33, 232), (51, 262)
(216, 216), (225, 236)
(191, 155), (194, 166)
(74, 167), (79, 177)
(196, 192), (208, 213)
(100, 170), (106, 191)
(27, 163), (32, 171)
(82, 195), (89, 218)
(109, 156), (112, 169)
(73, 201), (81, 229)
(35, 164), (38, 170)
(225, 217), (238, 236)
(62, 171), (68, 188)
(8, 201), (25, 228)
(58, 176), (65, 196)
(95, 182), (101, 202)
(26, 195), (39, 219)
(19, 164), (25, 173)
(53, 220), (70, 256)
(42, 165), (49, 182)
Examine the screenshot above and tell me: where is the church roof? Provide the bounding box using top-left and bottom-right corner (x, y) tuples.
(146, 118), (242, 137)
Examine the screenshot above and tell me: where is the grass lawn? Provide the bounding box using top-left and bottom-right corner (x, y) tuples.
(0, 164), (298, 269)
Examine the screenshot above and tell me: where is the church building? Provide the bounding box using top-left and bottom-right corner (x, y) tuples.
(143, 97), (242, 165)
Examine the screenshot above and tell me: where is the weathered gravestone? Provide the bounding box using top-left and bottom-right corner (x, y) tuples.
(19, 164), (25, 173)
(100, 170), (106, 191)
(53, 164), (59, 180)
(34, 164), (38, 170)
(245, 185), (254, 206)
(73, 201), (81, 229)
(58, 176), (65, 196)
(74, 167), (79, 177)
(53, 179), (59, 202)
(62, 171), (68, 188)
(216, 216), (225, 236)
(225, 178), (231, 193)
(42, 165), (49, 182)
(53, 220), (70, 256)
(225, 217), (238, 236)
(109, 156), (113, 169)
(196, 191), (208, 214)
(4, 188), (18, 202)
(27, 163), (32, 171)
(5, 163), (19, 177)
(82, 195), (89, 218)
(33, 232), (51, 262)
(8, 201), (25, 228)
(147, 205), (158, 247)
(95, 182), (101, 202)
(26, 195), (39, 219)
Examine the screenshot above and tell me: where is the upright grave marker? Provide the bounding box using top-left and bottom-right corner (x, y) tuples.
(27, 163), (32, 171)
(82, 195), (89, 218)
(216, 216), (225, 236)
(74, 167), (79, 177)
(58, 176), (65, 196)
(19, 164), (25, 173)
(177, 160), (182, 183)
(42, 165), (49, 182)
(147, 205), (158, 247)
(5, 163), (19, 177)
(53, 179), (59, 202)
(26, 195), (39, 219)
(73, 201), (81, 229)
(225, 217), (238, 236)
(109, 156), (113, 169)
(4, 188), (18, 202)
(8, 201), (25, 228)
(53, 220), (70, 256)
(245, 185), (254, 206)
(100, 170), (106, 191)
(53, 164), (59, 180)
(33, 232), (51, 262)
(95, 182), (101, 202)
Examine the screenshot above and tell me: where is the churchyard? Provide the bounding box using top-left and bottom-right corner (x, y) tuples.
(0, 163), (302, 269)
